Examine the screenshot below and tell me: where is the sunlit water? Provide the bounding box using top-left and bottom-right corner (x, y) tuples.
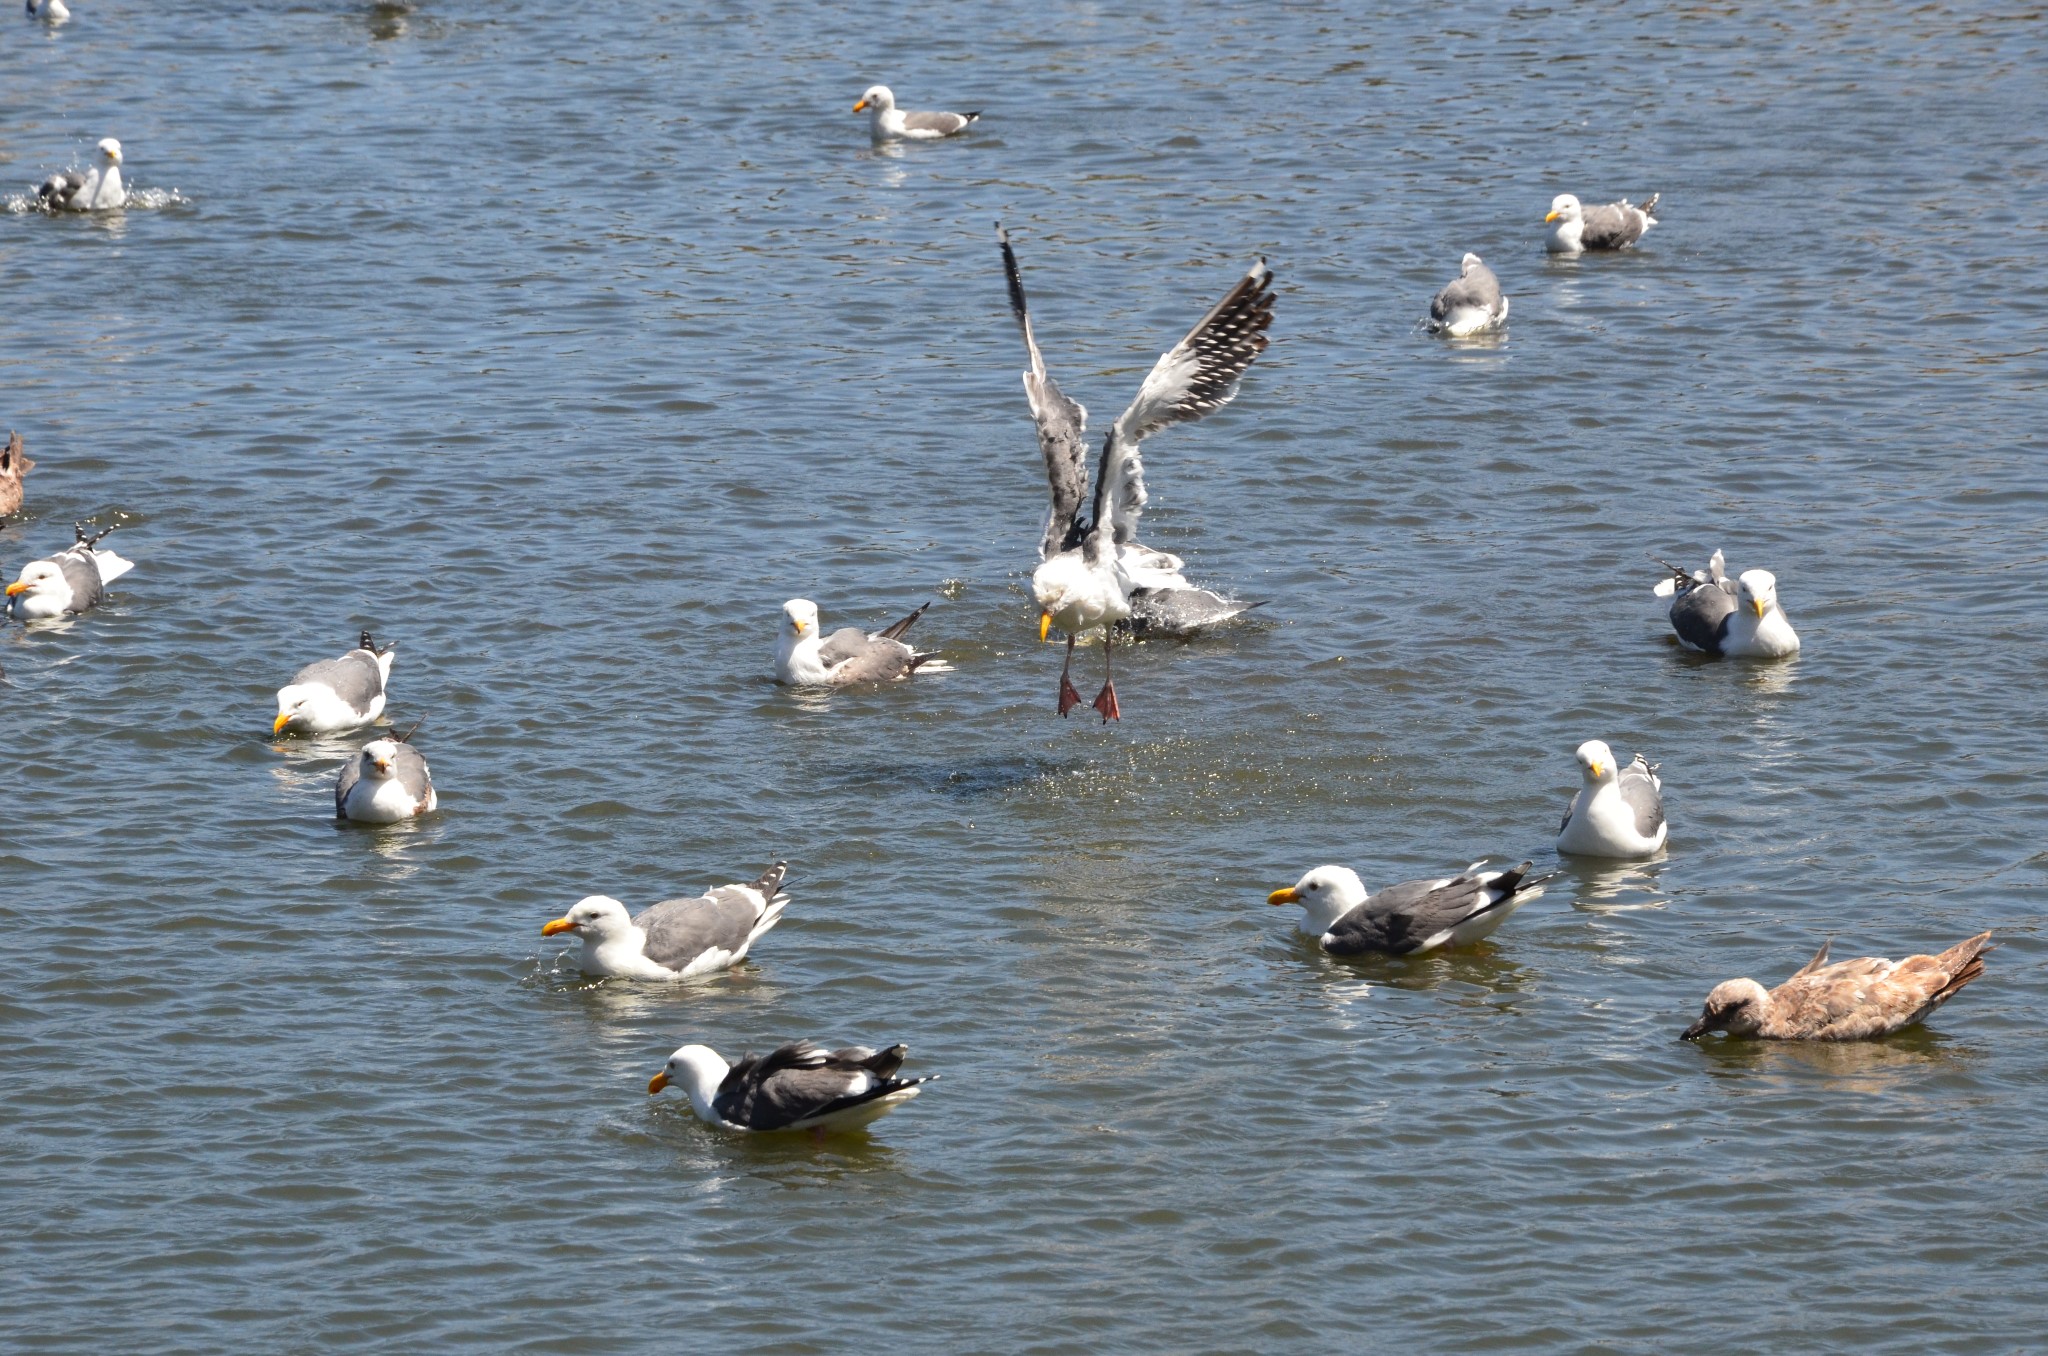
(5, 2), (2046, 1349)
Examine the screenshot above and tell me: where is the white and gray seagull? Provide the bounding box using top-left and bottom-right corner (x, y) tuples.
(334, 729), (437, 823)
(852, 85), (979, 142)
(5, 522), (133, 622)
(274, 630), (397, 736)
(1427, 253), (1508, 336)
(996, 224), (1277, 720)
(1556, 739), (1667, 858)
(650, 1040), (936, 1135)
(37, 138), (126, 212)
(543, 863), (792, 981)
(1544, 191), (1660, 254)
(774, 598), (952, 685)
(1269, 860), (1545, 956)
(1651, 549), (1800, 658)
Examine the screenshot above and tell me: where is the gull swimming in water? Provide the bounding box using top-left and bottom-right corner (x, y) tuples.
(37, 138), (125, 212)
(1683, 933), (1993, 1041)
(649, 1040), (936, 1134)
(542, 863), (792, 980)
(1652, 550), (1800, 658)
(774, 599), (951, 685)
(1268, 860), (1544, 956)
(995, 224), (1276, 719)
(1, 432), (32, 518)
(1427, 253), (1508, 336)
(1557, 739), (1667, 858)
(25, 0), (71, 24)
(274, 631), (396, 736)
(5, 523), (132, 622)
(1544, 192), (1659, 254)
(853, 85), (979, 141)
(334, 730), (436, 823)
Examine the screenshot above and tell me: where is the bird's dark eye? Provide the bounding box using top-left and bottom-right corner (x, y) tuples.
(1307, 883), (1320, 891)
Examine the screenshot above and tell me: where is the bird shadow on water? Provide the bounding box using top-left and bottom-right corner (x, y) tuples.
(1688, 1027), (1979, 1093)
(1299, 939), (1537, 998)
(645, 1102), (913, 1180)
(1557, 855), (1669, 912)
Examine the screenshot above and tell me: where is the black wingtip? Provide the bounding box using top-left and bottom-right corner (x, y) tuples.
(750, 860), (791, 898)
(998, 229), (1030, 325)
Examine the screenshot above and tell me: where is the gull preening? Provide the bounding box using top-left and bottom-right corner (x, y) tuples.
(1683, 933), (1993, 1041)
(1557, 739), (1667, 858)
(1427, 253), (1509, 336)
(275, 631), (397, 736)
(38, 138), (126, 212)
(649, 1040), (936, 1134)
(853, 85), (979, 142)
(543, 863), (792, 981)
(996, 224), (1276, 720)
(0, 431), (32, 517)
(5, 523), (132, 622)
(334, 731), (436, 823)
(1653, 550), (1800, 658)
(1269, 860), (1544, 956)
(1544, 192), (1659, 254)
(774, 598), (952, 685)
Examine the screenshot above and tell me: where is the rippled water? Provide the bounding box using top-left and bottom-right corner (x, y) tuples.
(6, 2), (2047, 1349)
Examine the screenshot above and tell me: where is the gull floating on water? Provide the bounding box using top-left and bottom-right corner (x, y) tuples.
(1544, 192), (1659, 254)
(1427, 253), (1508, 336)
(1557, 739), (1667, 858)
(6, 523), (132, 622)
(1683, 933), (1993, 1041)
(1652, 550), (1800, 658)
(334, 730), (436, 823)
(0, 432), (32, 518)
(650, 1040), (936, 1134)
(543, 863), (791, 980)
(26, 0), (71, 24)
(1269, 860), (1544, 956)
(853, 85), (979, 141)
(275, 631), (396, 736)
(996, 225), (1276, 720)
(774, 599), (951, 685)
(38, 138), (125, 212)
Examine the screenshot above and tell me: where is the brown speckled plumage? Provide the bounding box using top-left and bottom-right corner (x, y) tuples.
(1684, 933), (1993, 1042)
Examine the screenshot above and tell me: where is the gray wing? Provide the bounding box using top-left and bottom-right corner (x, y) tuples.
(334, 751), (364, 816)
(714, 1043), (865, 1130)
(815, 628), (915, 684)
(54, 549), (105, 611)
(997, 226), (1090, 560)
(37, 171), (87, 208)
(1429, 264), (1502, 322)
(393, 744), (435, 812)
(631, 892), (760, 970)
(1088, 258), (1277, 562)
(291, 650), (386, 712)
(1579, 202), (1648, 250)
(1126, 586), (1258, 637)
(1321, 875), (1475, 955)
(1668, 582), (1736, 654)
(901, 109), (976, 134)
(1618, 762), (1664, 838)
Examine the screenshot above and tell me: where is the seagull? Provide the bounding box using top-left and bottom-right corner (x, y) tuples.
(5, 523), (133, 622)
(37, 138), (126, 212)
(774, 599), (952, 685)
(0, 431), (32, 518)
(1652, 550), (1800, 658)
(274, 631), (396, 737)
(542, 863), (791, 980)
(334, 730), (436, 823)
(1683, 933), (1993, 1041)
(1544, 192), (1659, 254)
(852, 85), (979, 141)
(25, 0), (72, 23)
(1268, 860), (1545, 956)
(650, 1040), (936, 1135)
(1557, 739), (1667, 858)
(995, 225), (1277, 720)
(1427, 253), (1509, 336)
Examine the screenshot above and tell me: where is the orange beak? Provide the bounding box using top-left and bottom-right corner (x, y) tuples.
(853, 99), (870, 113)
(1752, 598), (1767, 618)
(1039, 610), (1053, 642)
(272, 713), (293, 735)
(1268, 887), (1300, 906)
(1544, 209), (1562, 222)
(648, 1071), (671, 1094)
(542, 918), (576, 936)
(4, 582), (28, 596)
(1588, 762), (1605, 779)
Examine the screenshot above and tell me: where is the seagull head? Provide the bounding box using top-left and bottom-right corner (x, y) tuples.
(542, 894), (633, 941)
(1575, 739), (1618, 785)
(1461, 252), (1484, 274)
(782, 598), (821, 641)
(648, 1043), (728, 1099)
(97, 138), (123, 166)
(853, 85), (894, 114)
(358, 737), (401, 780)
(1545, 193), (1582, 224)
(1269, 866), (1369, 931)
(5, 560), (64, 601)
(273, 684), (316, 736)
(1682, 978), (1770, 1040)
(1735, 569), (1779, 620)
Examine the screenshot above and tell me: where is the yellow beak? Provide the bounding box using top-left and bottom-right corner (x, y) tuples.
(648, 1071), (671, 1094)
(1752, 598), (1767, 618)
(4, 582), (27, 596)
(1544, 210), (1562, 222)
(272, 712), (292, 735)
(1039, 610), (1053, 642)
(542, 918), (576, 936)
(1589, 762), (1605, 779)
(1268, 887), (1300, 906)
(853, 99), (869, 112)
(793, 619), (807, 635)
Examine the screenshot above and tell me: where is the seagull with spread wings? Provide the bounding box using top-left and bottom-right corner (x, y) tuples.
(995, 224), (1276, 721)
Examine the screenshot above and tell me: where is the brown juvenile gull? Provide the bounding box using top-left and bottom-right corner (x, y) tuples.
(853, 85), (979, 141)
(542, 863), (791, 981)
(649, 1040), (937, 1134)
(996, 224), (1276, 720)
(334, 731), (436, 823)
(274, 631), (396, 736)
(1683, 933), (1993, 1041)
(1269, 860), (1545, 956)
(0, 431), (32, 518)
(1651, 549), (1800, 658)
(1544, 192), (1659, 254)
(1427, 253), (1509, 336)
(774, 598), (952, 685)
(6, 522), (133, 622)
